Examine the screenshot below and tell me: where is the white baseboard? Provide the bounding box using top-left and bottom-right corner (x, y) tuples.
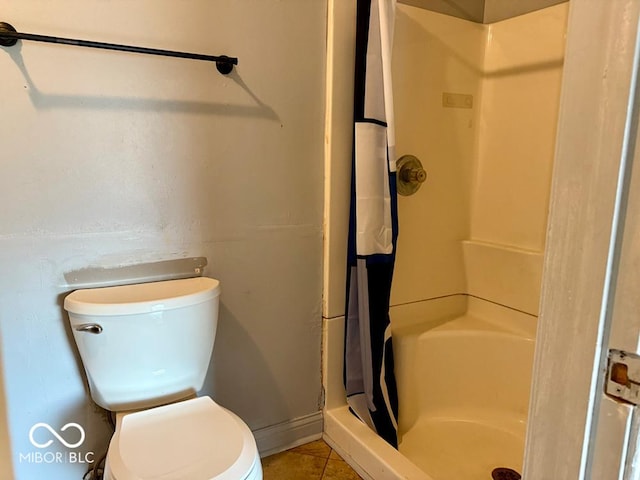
(253, 411), (324, 458)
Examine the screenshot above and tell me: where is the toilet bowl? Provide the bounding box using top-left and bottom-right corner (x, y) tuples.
(64, 277), (262, 480)
(104, 397), (262, 480)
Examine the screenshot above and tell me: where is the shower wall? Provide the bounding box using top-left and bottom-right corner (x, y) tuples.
(467, 4), (567, 314)
(323, 1), (569, 314)
(472, 6), (566, 250)
(322, 3), (569, 475)
(391, 6), (485, 306)
(390, 2), (568, 313)
(323, 3), (568, 397)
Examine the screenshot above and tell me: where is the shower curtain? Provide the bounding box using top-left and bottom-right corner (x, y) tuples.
(344, 0), (399, 448)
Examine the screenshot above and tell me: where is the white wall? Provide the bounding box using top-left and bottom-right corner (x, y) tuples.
(0, 1), (327, 478)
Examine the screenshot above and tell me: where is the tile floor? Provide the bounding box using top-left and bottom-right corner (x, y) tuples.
(262, 439), (363, 480)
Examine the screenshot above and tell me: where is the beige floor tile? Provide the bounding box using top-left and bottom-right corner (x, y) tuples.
(262, 451), (327, 480)
(322, 458), (363, 480)
(328, 450), (342, 460)
(290, 439), (332, 459)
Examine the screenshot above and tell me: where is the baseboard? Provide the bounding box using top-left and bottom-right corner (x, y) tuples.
(253, 411), (324, 458)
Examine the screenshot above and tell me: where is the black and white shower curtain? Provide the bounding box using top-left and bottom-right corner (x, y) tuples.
(344, 0), (399, 448)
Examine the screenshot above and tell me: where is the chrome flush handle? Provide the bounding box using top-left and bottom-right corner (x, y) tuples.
(74, 323), (103, 334)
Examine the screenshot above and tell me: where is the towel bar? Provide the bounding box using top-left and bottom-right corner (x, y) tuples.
(0, 21), (238, 75)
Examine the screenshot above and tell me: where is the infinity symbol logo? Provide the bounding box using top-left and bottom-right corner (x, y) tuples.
(28, 423), (85, 449)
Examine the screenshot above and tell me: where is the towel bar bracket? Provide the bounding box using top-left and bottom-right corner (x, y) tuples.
(0, 21), (237, 75)
(0, 22), (17, 47)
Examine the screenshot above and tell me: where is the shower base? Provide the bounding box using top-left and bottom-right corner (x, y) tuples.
(400, 416), (524, 480)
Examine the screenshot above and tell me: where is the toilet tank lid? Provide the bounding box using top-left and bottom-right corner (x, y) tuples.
(64, 277), (220, 316)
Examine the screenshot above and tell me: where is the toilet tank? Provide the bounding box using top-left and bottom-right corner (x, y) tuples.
(64, 277), (220, 411)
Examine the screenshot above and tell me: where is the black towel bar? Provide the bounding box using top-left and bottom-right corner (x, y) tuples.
(0, 22), (237, 75)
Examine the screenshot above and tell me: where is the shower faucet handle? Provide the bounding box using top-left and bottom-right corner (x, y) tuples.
(400, 166), (427, 184)
(397, 155), (427, 196)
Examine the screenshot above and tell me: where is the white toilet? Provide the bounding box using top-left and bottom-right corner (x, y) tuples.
(64, 277), (262, 480)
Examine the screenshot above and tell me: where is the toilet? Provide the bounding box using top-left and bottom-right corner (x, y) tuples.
(64, 277), (262, 480)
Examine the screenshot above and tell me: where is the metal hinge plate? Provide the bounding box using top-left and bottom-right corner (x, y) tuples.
(606, 349), (640, 405)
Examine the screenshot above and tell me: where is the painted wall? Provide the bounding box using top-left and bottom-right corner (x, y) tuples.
(0, 1), (326, 478)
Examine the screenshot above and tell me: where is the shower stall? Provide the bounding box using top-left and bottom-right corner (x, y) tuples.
(322, 1), (568, 478)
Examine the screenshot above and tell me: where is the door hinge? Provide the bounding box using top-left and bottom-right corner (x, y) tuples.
(606, 349), (640, 405)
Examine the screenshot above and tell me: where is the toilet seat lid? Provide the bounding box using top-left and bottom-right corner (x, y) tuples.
(109, 396), (258, 480)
